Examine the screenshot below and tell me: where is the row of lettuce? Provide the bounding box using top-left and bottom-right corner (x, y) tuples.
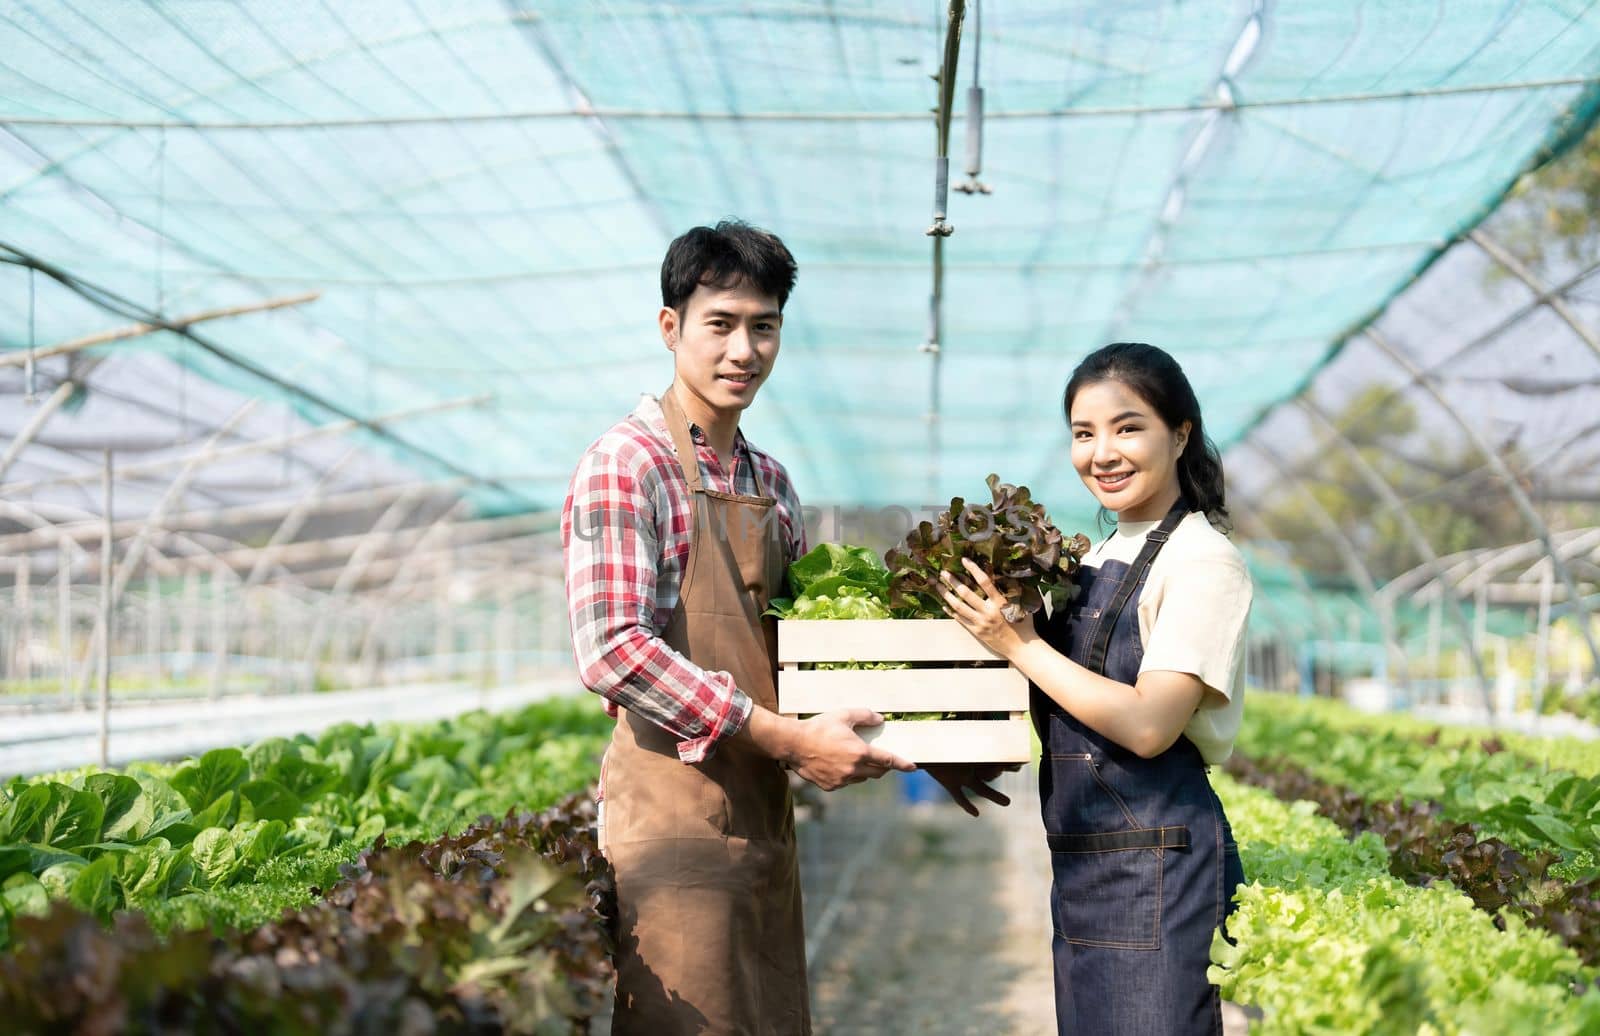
(1214, 692), (1600, 1034)
(6, 682), (1600, 1033)
(0, 696), (613, 1032)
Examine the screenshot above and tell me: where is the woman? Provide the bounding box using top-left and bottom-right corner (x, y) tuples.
(939, 342), (1250, 1035)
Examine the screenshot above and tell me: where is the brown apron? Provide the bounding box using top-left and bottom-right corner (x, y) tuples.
(603, 389), (810, 1036)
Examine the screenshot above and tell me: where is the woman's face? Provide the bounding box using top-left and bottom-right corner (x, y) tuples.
(1069, 379), (1190, 523)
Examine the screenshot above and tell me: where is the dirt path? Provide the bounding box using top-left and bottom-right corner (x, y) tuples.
(598, 769), (1249, 1033)
(803, 771), (1058, 1034)
(802, 771), (1248, 1035)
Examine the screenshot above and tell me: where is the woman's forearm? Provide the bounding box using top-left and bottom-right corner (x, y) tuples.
(1007, 633), (1203, 759)
(935, 562), (1205, 758)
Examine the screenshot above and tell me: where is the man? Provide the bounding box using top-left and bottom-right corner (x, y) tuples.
(561, 220), (914, 1035)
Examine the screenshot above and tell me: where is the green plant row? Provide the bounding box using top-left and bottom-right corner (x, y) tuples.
(1211, 772), (1600, 1035)
(0, 796), (612, 1035)
(1249, 691), (1600, 781)
(0, 695), (611, 948)
(1238, 693), (1600, 874)
(1225, 751), (1600, 968)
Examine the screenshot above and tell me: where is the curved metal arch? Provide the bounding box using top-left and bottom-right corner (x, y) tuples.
(1242, 439), (1409, 683)
(1469, 229), (1600, 362)
(353, 499), (475, 684)
(1294, 396), (1495, 706)
(1453, 528), (1600, 593)
(1363, 328), (1600, 681)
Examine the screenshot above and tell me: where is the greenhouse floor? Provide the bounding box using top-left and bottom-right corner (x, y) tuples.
(587, 767), (1251, 1034)
(797, 771), (1058, 1033)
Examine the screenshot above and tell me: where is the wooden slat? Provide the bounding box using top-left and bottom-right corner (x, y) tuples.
(778, 666), (1027, 713)
(851, 718), (1032, 764)
(777, 619), (1006, 663)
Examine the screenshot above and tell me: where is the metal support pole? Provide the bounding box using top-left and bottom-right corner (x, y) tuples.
(91, 397), (264, 644)
(1427, 594), (1442, 701)
(1535, 562), (1554, 714)
(544, 573), (566, 672)
(1365, 328), (1600, 681)
(13, 558), (31, 683)
(435, 552), (454, 676)
(300, 489), (431, 689)
(180, 566), (199, 674)
(1297, 397), (1493, 707)
(1475, 581), (1489, 671)
(1469, 229), (1600, 362)
(210, 568), (228, 701)
(57, 541), (72, 704)
(4, 392), (491, 496)
(240, 446), (362, 589)
(0, 379), (77, 481)
(495, 582), (515, 686)
(0, 291), (321, 369)
(0, 474), (457, 556)
(74, 452), (257, 701)
(97, 451), (112, 767)
(145, 570), (161, 686)
(355, 502), (472, 683)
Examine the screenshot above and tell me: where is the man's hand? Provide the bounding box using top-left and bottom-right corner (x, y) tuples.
(922, 763), (1018, 817)
(740, 707), (914, 791)
(791, 709), (917, 790)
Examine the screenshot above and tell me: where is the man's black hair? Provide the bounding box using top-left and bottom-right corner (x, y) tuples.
(660, 219), (798, 312)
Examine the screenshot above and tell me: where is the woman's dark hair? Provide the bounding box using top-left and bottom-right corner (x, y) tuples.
(1063, 342), (1231, 533)
(661, 219), (798, 313)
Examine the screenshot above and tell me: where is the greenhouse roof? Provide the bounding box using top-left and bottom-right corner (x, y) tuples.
(3, 1), (1600, 523)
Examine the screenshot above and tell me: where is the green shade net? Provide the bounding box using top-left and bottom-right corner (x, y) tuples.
(2, 1), (1598, 529)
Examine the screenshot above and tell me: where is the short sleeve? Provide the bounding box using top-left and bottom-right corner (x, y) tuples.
(1138, 557), (1253, 699)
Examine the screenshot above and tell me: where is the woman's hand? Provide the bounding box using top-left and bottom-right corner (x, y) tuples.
(922, 762), (1019, 817)
(938, 557), (1035, 660)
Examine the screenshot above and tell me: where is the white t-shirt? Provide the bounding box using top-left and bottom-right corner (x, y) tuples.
(1082, 510), (1252, 764)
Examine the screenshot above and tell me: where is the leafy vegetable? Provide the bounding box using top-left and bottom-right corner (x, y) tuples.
(768, 544), (896, 619)
(0, 797), (614, 1035)
(0, 696), (610, 949)
(169, 748), (249, 815)
(788, 542), (891, 600)
(1228, 749), (1600, 969)
(1238, 693), (1600, 873)
(1212, 773), (1600, 1034)
(774, 586), (894, 621)
(886, 473), (1090, 618)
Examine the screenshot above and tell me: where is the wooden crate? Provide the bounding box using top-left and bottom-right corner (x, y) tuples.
(777, 619), (1031, 764)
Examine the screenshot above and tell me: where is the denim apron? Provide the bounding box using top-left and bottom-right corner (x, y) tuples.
(1033, 502), (1245, 1035)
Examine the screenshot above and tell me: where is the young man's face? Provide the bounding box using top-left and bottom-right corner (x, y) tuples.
(660, 278), (783, 419)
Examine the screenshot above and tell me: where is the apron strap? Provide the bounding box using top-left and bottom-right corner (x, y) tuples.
(659, 387), (707, 494)
(659, 387), (771, 500)
(1083, 499), (1190, 677)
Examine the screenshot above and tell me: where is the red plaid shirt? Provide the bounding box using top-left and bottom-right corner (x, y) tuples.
(561, 394), (806, 763)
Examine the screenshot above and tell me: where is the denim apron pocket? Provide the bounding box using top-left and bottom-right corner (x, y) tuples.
(1044, 752), (1189, 949)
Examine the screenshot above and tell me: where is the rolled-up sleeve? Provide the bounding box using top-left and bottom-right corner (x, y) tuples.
(561, 444), (753, 762)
